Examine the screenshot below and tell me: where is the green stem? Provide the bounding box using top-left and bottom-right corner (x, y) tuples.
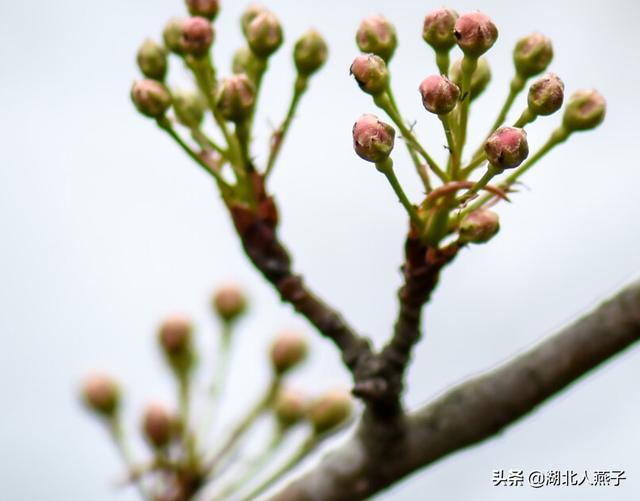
(454, 56), (477, 163)
(377, 158), (424, 230)
(457, 166), (499, 205)
(435, 51), (450, 76)
(513, 108), (537, 128)
(109, 418), (152, 501)
(178, 373), (198, 467)
(440, 114), (457, 179)
(190, 127), (226, 156)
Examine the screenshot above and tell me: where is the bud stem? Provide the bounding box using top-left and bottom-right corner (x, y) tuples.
(513, 108), (537, 128)
(440, 114), (457, 177)
(453, 56), (477, 173)
(108, 418), (153, 500)
(190, 127), (226, 157)
(435, 51), (450, 76)
(457, 165), (500, 205)
(376, 158), (424, 230)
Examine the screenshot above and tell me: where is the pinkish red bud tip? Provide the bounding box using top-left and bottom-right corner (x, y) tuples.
(270, 331), (308, 374)
(181, 17), (214, 57)
(419, 74), (460, 115)
(185, 0), (220, 21)
(212, 285), (248, 323)
(484, 126), (529, 170)
(454, 12), (498, 58)
(356, 15), (397, 62)
(352, 114), (395, 163)
(422, 8), (459, 52)
(142, 403), (175, 448)
(350, 53), (389, 95)
(82, 374), (120, 417)
(528, 73), (564, 116)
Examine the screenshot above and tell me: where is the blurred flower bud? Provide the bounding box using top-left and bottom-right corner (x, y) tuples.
(181, 17), (214, 57)
(454, 12), (498, 58)
(422, 8), (458, 52)
(270, 331), (307, 375)
(241, 4), (268, 37)
(185, 0), (220, 20)
(131, 80), (172, 118)
(231, 46), (263, 83)
(484, 126), (529, 170)
(356, 15), (397, 62)
(163, 18), (187, 55)
(274, 388), (306, 429)
(513, 32), (553, 78)
(352, 114), (395, 163)
(459, 209), (500, 244)
(216, 74), (256, 122)
(142, 403), (175, 449)
(450, 57), (491, 100)
(562, 89), (606, 132)
(82, 374), (120, 418)
(419, 75), (460, 115)
(527, 73), (564, 116)
(350, 53), (389, 95)
(245, 11), (283, 59)
(294, 30), (328, 76)
(158, 314), (195, 375)
(137, 39), (168, 81)
(212, 285), (248, 324)
(308, 389), (353, 434)
(173, 89), (206, 128)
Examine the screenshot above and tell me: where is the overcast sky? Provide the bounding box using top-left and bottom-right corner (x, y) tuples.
(1, 1), (639, 500)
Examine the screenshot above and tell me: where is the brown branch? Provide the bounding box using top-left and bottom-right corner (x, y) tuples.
(270, 278), (640, 501)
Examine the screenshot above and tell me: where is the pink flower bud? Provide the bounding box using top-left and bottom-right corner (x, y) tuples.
(158, 315), (195, 375)
(350, 53), (389, 95)
(82, 374), (120, 418)
(173, 89), (206, 127)
(270, 331), (308, 375)
(216, 74), (256, 122)
(294, 30), (328, 76)
(308, 389), (353, 434)
(274, 388), (307, 428)
(352, 114), (395, 163)
(131, 80), (172, 118)
(459, 209), (500, 244)
(163, 18), (187, 55)
(245, 10), (283, 58)
(513, 32), (553, 78)
(142, 403), (175, 449)
(241, 4), (268, 37)
(419, 75), (460, 115)
(137, 39), (168, 81)
(356, 15), (397, 62)
(212, 285), (248, 324)
(454, 12), (498, 58)
(528, 73), (564, 116)
(422, 8), (459, 52)
(185, 0), (220, 21)
(484, 126), (529, 170)
(562, 89), (606, 132)
(181, 17), (214, 57)
(450, 57), (491, 101)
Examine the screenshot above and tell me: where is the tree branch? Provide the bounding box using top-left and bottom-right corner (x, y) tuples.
(270, 278), (640, 501)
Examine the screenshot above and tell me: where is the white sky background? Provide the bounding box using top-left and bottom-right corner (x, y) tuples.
(1, 0), (639, 500)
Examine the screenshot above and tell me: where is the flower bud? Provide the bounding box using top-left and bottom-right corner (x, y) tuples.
(273, 388), (306, 429)
(450, 57), (491, 101)
(163, 18), (187, 55)
(216, 74), (256, 122)
(356, 15), (397, 62)
(131, 80), (171, 118)
(158, 314), (195, 375)
(308, 389), (352, 434)
(527, 73), (564, 116)
(245, 11), (283, 59)
(212, 285), (248, 324)
(270, 331), (307, 375)
(422, 8), (459, 52)
(82, 374), (120, 418)
(142, 403), (175, 449)
(185, 0), (220, 20)
(352, 114), (395, 163)
(484, 126), (529, 170)
(231, 46), (263, 83)
(137, 39), (168, 81)
(350, 54), (389, 95)
(562, 89), (606, 132)
(459, 209), (500, 244)
(241, 4), (268, 37)
(173, 90), (206, 128)
(294, 30), (328, 76)
(513, 32), (553, 78)
(419, 75), (460, 115)
(454, 12), (498, 58)
(181, 17), (214, 57)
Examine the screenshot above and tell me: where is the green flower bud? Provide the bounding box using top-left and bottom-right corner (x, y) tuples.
(350, 53), (389, 95)
(356, 15), (397, 62)
(513, 32), (553, 78)
(216, 74), (256, 123)
(131, 80), (171, 118)
(212, 285), (248, 324)
(459, 209), (500, 244)
(142, 403), (175, 449)
(419, 74), (460, 115)
(158, 314), (195, 376)
(185, 0), (220, 21)
(294, 30), (328, 76)
(232, 46), (263, 82)
(245, 10), (283, 59)
(422, 8), (459, 52)
(82, 374), (121, 418)
(163, 18), (187, 55)
(454, 12), (498, 58)
(181, 16), (214, 57)
(450, 57), (491, 101)
(172, 89), (206, 128)
(527, 73), (564, 116)
(562, 89), (606, 132)
(308, 389), (353, 434)
(270, 331), (307, 375)
(273, 388), (307, 429)
(241, 4), (268, 37)
(484, 126), (529, 170)
(352, 114), (395, 163)
(137, 39), (168, 81)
